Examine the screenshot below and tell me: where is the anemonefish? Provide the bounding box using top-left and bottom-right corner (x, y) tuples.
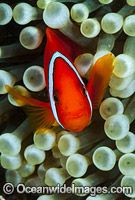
(5, 28), (114, 133)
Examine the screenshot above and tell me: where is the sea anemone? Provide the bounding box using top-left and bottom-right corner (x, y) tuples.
(0, 0), (135, 200)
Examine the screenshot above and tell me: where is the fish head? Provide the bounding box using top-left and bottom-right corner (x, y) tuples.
(49, 52), (92, 132)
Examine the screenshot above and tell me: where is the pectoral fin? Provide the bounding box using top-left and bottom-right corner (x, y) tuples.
(87, 54), (114, 109)
(5, 85), (55, 133)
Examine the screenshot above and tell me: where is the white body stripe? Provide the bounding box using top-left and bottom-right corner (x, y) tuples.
(48, 52), (92, 128)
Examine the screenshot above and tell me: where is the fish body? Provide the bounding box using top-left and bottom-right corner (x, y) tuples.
(6, 28), (114, 133)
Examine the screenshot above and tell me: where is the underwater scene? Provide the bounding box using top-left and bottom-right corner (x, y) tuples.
(0, 0), (135, 199)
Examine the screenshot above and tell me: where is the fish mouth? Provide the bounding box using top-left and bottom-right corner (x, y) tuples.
(63, 111), (90, 132)
(70, 109), (90, 120)
(71, 113), (83, 119)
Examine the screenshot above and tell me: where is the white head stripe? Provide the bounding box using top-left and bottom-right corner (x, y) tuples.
(48, 52), (92, 128)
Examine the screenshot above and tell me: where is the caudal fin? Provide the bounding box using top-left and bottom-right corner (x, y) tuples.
(5, 85), (55, 133)
(87, 54), (114, 109)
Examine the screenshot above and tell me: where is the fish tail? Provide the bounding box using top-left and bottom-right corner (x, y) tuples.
(5, 85), (55, 132)
(87, 53), (114, 109)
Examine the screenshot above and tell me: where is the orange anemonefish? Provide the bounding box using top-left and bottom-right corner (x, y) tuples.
(5, 28), (114, 133)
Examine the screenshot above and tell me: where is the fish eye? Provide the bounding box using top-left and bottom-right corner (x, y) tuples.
(54, 94), (59, 102)
(79, 82), (86, 95)
(53, 89), (59, 103)
(83, 86), (86, 94)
